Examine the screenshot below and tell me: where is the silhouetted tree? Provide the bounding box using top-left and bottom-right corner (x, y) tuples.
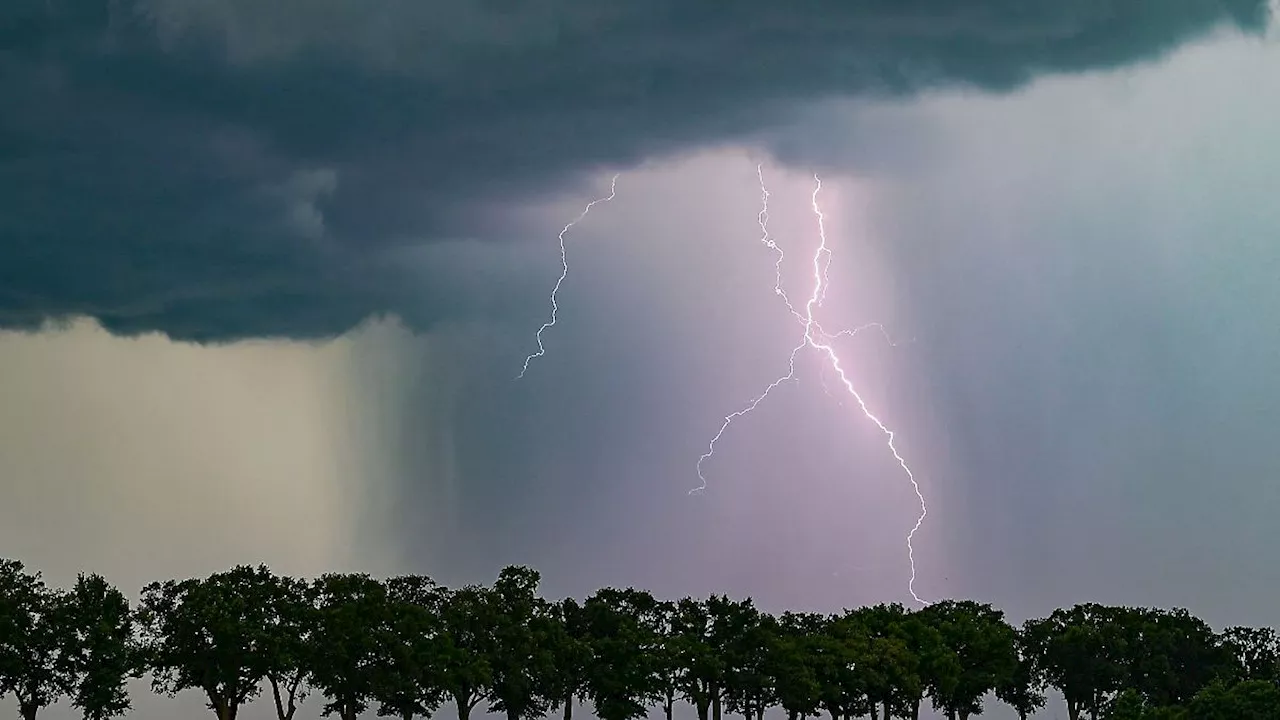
(0, 560), (71, 720)
(767, 612), (823, 720)
(853, 604), (936, 720)
(671, 595), (753, 720)
(995, 626), (1046, 720)
(723, 604), (777, 720)
(920, 600), (1018, 720)
(1188, 679), (1280, 720)
(486, 566), (557, 720)
(308, 573), (390, 720)
(1025, 603), (1130, 720)
(812, 613), (874, 720)
(544, 597), (592, 720)
(651, 601), (681, 720)
(260, 573), (317, 720)
(582, 588), (663, 720)
(436, 585), (494, 720)
(61, 573), (136, 720)
(137, 565), (279, 720)
(1122, 607), (1231, 709)
(7, 556), (1280, 720)
(1221, 626), (1280, 686)
(374, 575), (447, 720)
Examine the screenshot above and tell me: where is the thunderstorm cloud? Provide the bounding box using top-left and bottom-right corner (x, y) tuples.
(1, 0), (1271, 341)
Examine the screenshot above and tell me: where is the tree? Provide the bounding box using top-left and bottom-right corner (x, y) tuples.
(1025, 604), (1130, 720)
(436, 585), (494, 720)
(650, 601), (681, 720)
(671, 595), (754, 720)
(1188, 679), (1280, 720)
(812, 613), (874, 720)
(920, 600), (1018, 720)
(308, 573), (391, 720)
(852, 603), (938, 720)
(260, 573), (318, 720)
(995, 627), (1046, 720)
(722, 605), (777, 720)
(0, 560), (72, 720)
(767, 612), (823, 720)
(485, 566), (557, 720)
(1120, 608), (1231, 709)
(582, 587), (663, 720)
(544, 598), (593, 720)
(61, 573), (137, 720)
(1221, 626), (1280, 685)
(136, 565), (278, 720)
(374, 575), (447, 720)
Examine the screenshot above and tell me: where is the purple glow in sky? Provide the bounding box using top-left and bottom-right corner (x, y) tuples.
(3, 4), (1280, 719)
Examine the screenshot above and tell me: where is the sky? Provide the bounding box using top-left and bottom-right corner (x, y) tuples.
(3, 2), (1280, 718)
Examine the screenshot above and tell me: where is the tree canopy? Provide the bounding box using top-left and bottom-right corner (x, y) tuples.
(1, 557), (1277, 720)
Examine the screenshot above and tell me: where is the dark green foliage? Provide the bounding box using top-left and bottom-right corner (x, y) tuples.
(0, 561), (72, 720)
(260, 573), (317, 720)
(136, 565), (282, 720)
(1222, 626), (1280, 685)
(1188, 679), (1280, 720)
(768, 612), (823, 720)
(543, 597), (593, 720)
(995, 627), (1047, 720)
(7, 556), (1280, 720)
(485, 566), (558, 720)
(920, 600), (1018, 720)
(581, 588), (663, 720)
(436, 585), (495, 720)
(374, 575), (447, 720)
(61, 574), (137, 720)
(308, 573), (391, 720)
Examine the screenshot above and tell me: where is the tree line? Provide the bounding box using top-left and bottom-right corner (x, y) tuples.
(2, 560), (1278, 720)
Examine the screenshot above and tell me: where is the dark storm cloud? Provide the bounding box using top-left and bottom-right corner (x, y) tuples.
(1, 0), (1269, 340)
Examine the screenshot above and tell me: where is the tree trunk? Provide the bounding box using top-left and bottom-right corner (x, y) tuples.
(214, 698), (237, 720)
(696, 696), (711, 720)
(508, 709), (520, 720)
(455, 693), (473, 720)
(883, 702), (891, 720)
(713, 691), (722, 720)
(19, 702), (39, 720)
(564, 696), (574, 720)
(789, 710), (800, 720)
(1065, 698), (1080, 720)
(756, 707), (764, 720)
(664, 699), (675, 720)
(269, 676), (300, 720)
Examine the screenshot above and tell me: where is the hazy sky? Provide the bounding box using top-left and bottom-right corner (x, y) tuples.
(3, 2), (1280, 718)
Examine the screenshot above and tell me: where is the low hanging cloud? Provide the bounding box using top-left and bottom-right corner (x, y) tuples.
(0, 0), (1271, 341)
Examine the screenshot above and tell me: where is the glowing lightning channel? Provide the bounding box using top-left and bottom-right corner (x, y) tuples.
(692, 168), (929, 606)
(517, 174), (620, 379)
(803, 174), (929, 606)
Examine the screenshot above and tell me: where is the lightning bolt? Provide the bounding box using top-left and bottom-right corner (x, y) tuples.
(692, 167), (930, 606)
(516, 174), (620, 380)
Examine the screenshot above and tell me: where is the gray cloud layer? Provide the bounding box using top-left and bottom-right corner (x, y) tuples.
(1, 0), (1270, 340)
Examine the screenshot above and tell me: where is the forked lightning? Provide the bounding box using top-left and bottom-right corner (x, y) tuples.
(693, 167), (930, 606)
(517, 174), (621, 379)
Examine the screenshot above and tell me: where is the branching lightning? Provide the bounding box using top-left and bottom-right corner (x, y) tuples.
(692, 166), (930, 606)
(517, 173), (620, 379)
